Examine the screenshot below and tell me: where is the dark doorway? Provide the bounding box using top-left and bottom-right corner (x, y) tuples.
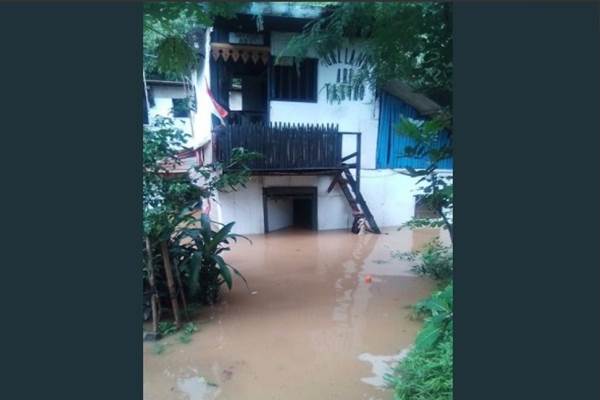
(263, 187), (318, 233)
(293, 198), (314, 230)
(211, 57), (269, 125)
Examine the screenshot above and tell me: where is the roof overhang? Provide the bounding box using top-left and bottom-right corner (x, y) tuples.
(382, 80), (442, 117)
(244, 3), (323, 19)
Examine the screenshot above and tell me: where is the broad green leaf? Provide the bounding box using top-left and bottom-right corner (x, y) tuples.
(212, 255), (232, 290)
(207, 222), (235, 252)
(229, 265), (249, 290)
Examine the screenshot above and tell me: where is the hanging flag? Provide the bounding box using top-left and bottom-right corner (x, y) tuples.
(202, 198), (212, 216)
(205, 78), (228, 124)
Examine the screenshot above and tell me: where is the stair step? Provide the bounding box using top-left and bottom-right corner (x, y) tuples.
(340, 168), (380, 234)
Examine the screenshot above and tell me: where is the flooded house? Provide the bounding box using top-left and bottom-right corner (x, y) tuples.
(143, 3), (452, 235)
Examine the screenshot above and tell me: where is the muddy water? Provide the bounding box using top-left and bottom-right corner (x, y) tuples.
(143, 227), (450, 400)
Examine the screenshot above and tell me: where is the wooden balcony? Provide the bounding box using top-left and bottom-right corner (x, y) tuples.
(213, 122), (345, 172)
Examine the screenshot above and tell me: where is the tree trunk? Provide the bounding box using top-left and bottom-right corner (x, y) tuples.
(160, 240), (181, 329)
(145, 237), (159, 334)
(174, 259), (189, 321)
(438, 207), (453, 245)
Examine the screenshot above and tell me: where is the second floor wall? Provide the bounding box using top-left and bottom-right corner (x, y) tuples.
(145, 22), (451, 172)
(268, 32), (380, 169)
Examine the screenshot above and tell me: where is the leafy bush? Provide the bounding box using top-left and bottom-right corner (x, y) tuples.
(174, 214), (250, 305)
(178, 322), (198, 343)
(390, 331), (453, 400)
(413, 284), (453, 350)
(158, 321), (177, 337)
(394, 238), (452, 283)
(143, 115), (259, 330)
(388, 283), (453, 400)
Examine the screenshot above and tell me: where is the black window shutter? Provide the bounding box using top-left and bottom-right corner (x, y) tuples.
(271, 58), (318, 102)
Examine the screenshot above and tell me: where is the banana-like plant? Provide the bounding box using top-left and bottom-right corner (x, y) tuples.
(176, 214), (250, 305)
(414, 283), (453, 351)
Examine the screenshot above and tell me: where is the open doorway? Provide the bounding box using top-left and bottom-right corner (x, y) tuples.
(211, 56), (268, 125)
(263, 187), (318, 233)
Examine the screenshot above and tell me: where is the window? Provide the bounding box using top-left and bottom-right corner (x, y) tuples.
(228, 32), (264, 45)
(228, 77), (243, 111)
(271, 58), (318, 102)
(414, 195), (440, 219)
(172, 98), (190, 118)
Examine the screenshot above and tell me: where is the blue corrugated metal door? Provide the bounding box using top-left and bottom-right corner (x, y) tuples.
(376, 92), (452, 170)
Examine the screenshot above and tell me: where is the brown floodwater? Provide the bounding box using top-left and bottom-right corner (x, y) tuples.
(143, 227), (450, 400)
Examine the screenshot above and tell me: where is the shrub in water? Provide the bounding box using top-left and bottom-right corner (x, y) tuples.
(390, 331), (453, 400)
(388, 283), (453, 400)
(395, 238), (452, 283)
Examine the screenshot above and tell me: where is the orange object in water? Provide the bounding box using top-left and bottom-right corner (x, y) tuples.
(364, 275), (373, 284)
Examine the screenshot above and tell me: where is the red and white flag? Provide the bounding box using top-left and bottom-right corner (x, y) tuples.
(205, 78), (228, 124)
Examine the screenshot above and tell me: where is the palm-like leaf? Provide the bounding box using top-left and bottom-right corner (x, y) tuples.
(212, 255), (232, 289)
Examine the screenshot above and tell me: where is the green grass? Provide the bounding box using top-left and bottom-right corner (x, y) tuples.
(150, 321), (199, 355)
(389, 331), (453, 400)
(388, 244), (453, 400)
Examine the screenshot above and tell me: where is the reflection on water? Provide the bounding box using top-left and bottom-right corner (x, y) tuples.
(177, 376), (220, 400)
(358, 348), (411, 388)
(143, 227), (450, 400)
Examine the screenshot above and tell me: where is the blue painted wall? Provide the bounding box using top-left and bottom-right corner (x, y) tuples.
(376, 92), (453, 170)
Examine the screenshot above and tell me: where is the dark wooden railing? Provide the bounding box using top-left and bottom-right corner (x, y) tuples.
(214, 122), (343, 171)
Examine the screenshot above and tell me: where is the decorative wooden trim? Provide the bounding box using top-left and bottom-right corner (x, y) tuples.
(210, 43), (270, 64)
(145, 79), (185, 86)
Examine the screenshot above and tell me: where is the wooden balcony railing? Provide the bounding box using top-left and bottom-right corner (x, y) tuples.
(213, 122), (343, 171)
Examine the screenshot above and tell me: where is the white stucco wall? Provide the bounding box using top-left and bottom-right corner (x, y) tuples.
(262, 175), (353, 231)
(212, 172), (431, 235)
(148, 85), (193, 136)
(269, 32), (380, 169)
(266, 197), (293, 232)
(214, 176), (264, 235)
(360, 170), (421, 227)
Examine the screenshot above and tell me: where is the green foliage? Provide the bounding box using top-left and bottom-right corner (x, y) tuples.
(143, 116), (258, 326)
(403, 218), (446, 230)
(397, 113), (453, 241)
(172, 96), (197, 117)
(151, 342), (167, 355)
(388, 283), (453, 400)
(394, 238), (453, 284)
(143, 117), (199, 239)
(143, 116), (259, 240)
(389, 329), (453, 400)
(178, 322), (198, 343)
(158, 321), (177, 337)
(399, 113), (452, 165)
(155, 36), (198, 77)
(144, 2), (245, 78)
(282, 2), (452, 105)
(174, 214), (251, 305)
(192, 147), (261, 198)
(413, 284), (453, 350)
